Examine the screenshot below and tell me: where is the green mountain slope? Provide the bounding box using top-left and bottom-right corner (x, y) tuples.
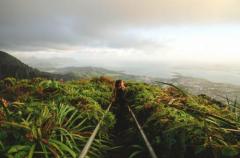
(0, 77), (239, 158)
(0, 51), (77, 80)
(0, 51), (50, 79)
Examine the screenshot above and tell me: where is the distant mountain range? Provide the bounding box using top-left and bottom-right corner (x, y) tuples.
(0, 51), (152, 81)
(48, 66), (155, 81)
(1, 51), (239, 104)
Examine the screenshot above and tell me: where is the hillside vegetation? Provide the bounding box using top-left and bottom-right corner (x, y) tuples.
(0, 51), (50, 79)
(0, 77), (239, 158)
(0, 51), (76, 80)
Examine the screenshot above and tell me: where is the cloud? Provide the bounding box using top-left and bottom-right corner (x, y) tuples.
(0, 0), (240, 52)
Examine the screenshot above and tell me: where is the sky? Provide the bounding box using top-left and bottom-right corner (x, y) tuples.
(1, 0), (240, 82)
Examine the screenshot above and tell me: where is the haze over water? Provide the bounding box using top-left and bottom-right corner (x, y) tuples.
(109, 62), (240, 85)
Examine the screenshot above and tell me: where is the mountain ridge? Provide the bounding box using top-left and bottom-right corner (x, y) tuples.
(0, 51), (49, 79)
(0, 51), (75, 80)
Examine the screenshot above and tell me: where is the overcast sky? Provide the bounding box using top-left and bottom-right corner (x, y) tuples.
(1, 0), (240, 68)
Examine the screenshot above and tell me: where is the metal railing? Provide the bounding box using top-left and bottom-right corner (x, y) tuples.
(78, 103), (112, 158)
(128, 105), (158, 158)
(78, 102), (158, 158)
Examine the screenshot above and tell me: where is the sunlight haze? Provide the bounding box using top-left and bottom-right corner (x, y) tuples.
(1, 0), (240, 83)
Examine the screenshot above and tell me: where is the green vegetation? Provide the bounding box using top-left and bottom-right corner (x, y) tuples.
(0, 77), (115, 158)
(126, 82), (240, 158)
(0, 77), (239, 158)
(0, 51), (50, 79)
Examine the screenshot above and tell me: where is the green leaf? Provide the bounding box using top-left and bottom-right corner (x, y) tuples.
(15, 151), (28, 158)
(222, 146), (239, 157)
(49, 139), (76, 158)
(194, 145), (205, 154)
(28, 144), (36, 158)
(40, 142), (49, 158)
(8, 145), (29, 154)
(129, 150), (142, 158)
